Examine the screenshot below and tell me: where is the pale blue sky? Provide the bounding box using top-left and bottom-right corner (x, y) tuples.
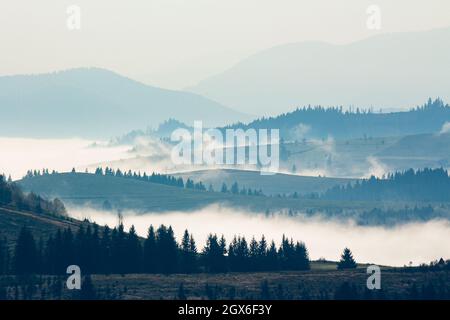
(1, 0), (449, 89)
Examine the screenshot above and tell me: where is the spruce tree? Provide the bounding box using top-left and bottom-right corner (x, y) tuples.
(156, 225), (178, 274)
(180, 230), (197, 273)
(143, 225), (157, 273)
(266, 241), (279, 271)
(100, 226), (112, 274)
(337, 248), (357, 270)
(126, 225), (142, 273)
(203, 234), (226, 273)
(294, 241), (310, 270)
(14, 227), (38, 275)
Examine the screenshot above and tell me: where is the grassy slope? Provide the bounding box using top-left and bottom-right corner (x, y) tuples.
(0, 206), (82, 245)
(376, 132), (450, 173)
(17, 173), (405, 213)
(173, 169), (354, 195)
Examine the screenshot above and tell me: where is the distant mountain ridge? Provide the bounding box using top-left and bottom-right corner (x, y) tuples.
(189, 27), (450, 115)
(0, 68), (251, 138)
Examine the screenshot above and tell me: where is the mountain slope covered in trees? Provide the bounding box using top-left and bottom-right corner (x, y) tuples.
(225, 99), (450, 140)
(323, 168), (450, 202)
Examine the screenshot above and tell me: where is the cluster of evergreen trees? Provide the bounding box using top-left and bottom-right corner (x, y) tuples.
(322, 168), (450, 202)
(94, 167), (192, 189)
(356, 205), (448, 226)
(0, 175), (66, 216)
(220, 182), (264, 196)
(0, 224), (311, 275)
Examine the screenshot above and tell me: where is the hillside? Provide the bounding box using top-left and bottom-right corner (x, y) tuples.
(376, 132), (450, 158)
(323, 168), (450, 202)
(17, 172), (395, 214)
(223, 99), (450, 140)
(0, 68), (250, 138)
(17, 172), (241, 212)
(189, 27), (450, 116)
(173, 169), (354, 196)
(0, 206), (83, 245)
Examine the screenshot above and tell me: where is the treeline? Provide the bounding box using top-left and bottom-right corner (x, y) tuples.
(0, 224), (310, 276)
(322, 168), (450, 202)
(356, 205), (450, 226)
(24, 167), (265, 196)
(226, 98), (450, 139)
(0, 175), (66, 216)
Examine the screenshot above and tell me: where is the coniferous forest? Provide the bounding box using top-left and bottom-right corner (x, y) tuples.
(0, 224), (310, 276)
(322, 168), (450, 201)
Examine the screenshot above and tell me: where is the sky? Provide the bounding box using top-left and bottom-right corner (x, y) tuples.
(1, 0), (449, 89)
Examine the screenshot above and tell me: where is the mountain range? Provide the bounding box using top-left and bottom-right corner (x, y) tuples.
(0, 68), (251, 138)
(189, 27), (450, 115)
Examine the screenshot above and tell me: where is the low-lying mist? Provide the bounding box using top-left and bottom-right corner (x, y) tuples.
(68, 205), (450, 267)
(0, 137), (131, 180)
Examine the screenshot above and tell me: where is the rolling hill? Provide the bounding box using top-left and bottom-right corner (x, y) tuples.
(173, 169), (354, 196)
(17, 172), (386, 214)
(0, 205), (84, 245)
(14, 172), (450, 226)
(189, 27), (450, 116)
(0, 68), (251, 138)
(377, 132), (450, 159)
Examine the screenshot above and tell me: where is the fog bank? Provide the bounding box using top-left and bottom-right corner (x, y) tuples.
(0, 137), (131, 179)
(68, 205), (450, 267)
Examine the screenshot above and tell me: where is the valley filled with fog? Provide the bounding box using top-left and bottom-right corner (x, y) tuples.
(68, 205), (450, 267)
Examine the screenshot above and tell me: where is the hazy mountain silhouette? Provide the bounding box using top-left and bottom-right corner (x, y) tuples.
(0, 68), (251, 138)
(189, 27), (450, 115)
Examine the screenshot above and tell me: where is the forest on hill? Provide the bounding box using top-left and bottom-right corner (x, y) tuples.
(225, 98), (450, 139)
(0, 175), (66, 217)
(322, 168), (450, 202)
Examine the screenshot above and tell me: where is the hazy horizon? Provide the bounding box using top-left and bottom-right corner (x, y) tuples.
(1, 0), (449, 91)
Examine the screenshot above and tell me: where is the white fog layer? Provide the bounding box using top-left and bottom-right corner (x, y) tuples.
(68, 205), (450, 267)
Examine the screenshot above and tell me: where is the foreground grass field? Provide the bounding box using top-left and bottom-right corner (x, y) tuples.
(1, 264), (448, 300)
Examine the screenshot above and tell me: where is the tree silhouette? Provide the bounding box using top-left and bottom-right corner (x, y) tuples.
(180, 230), (198, 273)
(14, 227), (38, 275)
(156, 225), (178, 274)
(125, 225), (142, 273)
(203, 234), (227, 273)
(337, 248), (357, 270)
(143, 225), (157, 273)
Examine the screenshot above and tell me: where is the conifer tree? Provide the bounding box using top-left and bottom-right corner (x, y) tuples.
(180, 230), (197, 273)
(126, 225), (142, 273)
(14, 227), (38, 275)
(143, 225), (157, 273)
(337, 248), (357, 270)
